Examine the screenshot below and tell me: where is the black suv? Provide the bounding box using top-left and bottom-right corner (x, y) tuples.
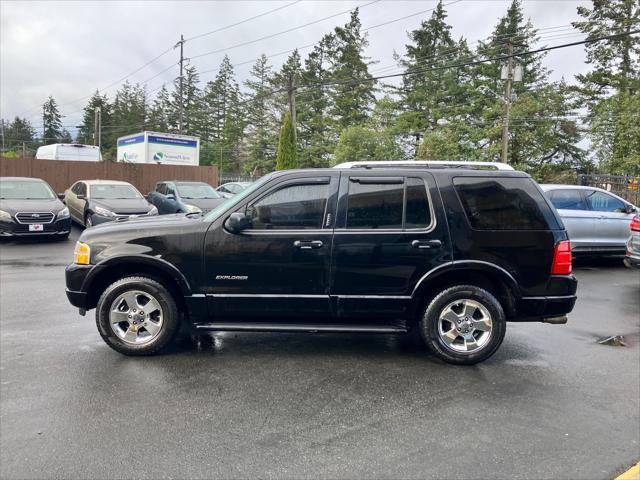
(65, 165), (577, 364)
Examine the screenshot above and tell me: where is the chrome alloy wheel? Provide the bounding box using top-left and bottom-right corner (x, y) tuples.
(109, 290), (164, 345)
(437, 299), (492, 353)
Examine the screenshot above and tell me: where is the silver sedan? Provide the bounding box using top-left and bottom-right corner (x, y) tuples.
(541, 184), (638, 255)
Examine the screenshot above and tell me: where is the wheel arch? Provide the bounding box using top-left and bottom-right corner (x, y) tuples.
(83, 256), (191, 311)
(411, 261), (519, 320)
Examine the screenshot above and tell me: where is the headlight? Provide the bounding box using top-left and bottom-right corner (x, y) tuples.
(74, 241), (91, 265)
(184, 204), (202, 213)
(94, 206), (115, 217)
(0, 209), (12, 221)
(57, 207), (70, 219)
(148, 205), (158, 215)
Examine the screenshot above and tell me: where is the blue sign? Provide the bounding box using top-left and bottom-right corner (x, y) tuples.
(148, 135), (198, 148)
(117, 135), (144, 146)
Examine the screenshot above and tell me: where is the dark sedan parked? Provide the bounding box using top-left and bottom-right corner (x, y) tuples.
(63, 180), (158, 227)
(148, 181), (226, 215)
(0, 176), (71, 238)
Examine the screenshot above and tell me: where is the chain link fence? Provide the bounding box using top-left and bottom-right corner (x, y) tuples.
(220, 174), (260, 184)
(577, 174), (640, 206)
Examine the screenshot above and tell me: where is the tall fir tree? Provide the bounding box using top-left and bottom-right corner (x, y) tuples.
(171, 65), (203, 136)
(4, 117), (37, 152)
(573, 0), (640, 173)
(243, 54), (276, 174)
(78, 90), (112, 149)
(42, 96), (63, 145)
(147, 85), (173, 133)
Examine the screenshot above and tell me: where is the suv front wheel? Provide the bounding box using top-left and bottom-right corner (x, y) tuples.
(96, 276), (180, 355)
(420, 285), (506, 365)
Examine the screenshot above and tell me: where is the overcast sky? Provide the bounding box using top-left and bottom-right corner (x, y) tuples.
(1, 0), (591, 134)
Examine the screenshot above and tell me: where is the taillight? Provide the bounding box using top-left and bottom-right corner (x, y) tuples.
(551, 240), (572, 275)
(630, 216), (640, 232)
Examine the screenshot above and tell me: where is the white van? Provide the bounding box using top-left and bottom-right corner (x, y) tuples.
(35, 144), (102, 162)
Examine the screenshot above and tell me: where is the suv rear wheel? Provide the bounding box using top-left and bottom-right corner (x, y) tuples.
(96, 276), (180, 355)
(420, 285), (506, 365)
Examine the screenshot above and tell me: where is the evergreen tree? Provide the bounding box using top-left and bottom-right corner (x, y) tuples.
(110, 82), (148, 156)
(77, 90), (112, 148)
(60, 129), (73, 143)
(4, 117), (37, 152)
(573, 0), (640, 173)
(275, 112), (297, 170)
(325, 10), (376, 131)
(148, 85), (172, 133)
(171, 65), (203, 136)
(243, 54), (276, 174)
(271, 50), (303, 120)
(42, 96), (63, 145)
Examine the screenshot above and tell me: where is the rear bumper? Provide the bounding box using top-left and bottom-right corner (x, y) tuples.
(517, 294), (577, 318)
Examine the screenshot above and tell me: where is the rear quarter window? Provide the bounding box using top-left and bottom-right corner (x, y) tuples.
(453, 177), (556, 230)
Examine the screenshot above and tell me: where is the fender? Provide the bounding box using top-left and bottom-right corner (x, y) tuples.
(81, 254), (192, 296)
(411, 260), (521, 298)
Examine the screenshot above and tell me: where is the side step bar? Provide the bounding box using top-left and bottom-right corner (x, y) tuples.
(194, 322), (408, 334)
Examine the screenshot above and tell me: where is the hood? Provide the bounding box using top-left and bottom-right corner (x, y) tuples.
(182, 197), (227, 211)
(80, 213), (204, 243)
(0, 197), (65, 215)
(91, 198), (152, 214)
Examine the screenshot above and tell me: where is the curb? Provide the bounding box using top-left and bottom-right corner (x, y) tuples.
(616, 462), (640, 480)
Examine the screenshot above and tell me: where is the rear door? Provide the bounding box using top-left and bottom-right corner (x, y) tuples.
(585, 189), (635, 247)
(546, 188), (594, 250)
(330, 172), (450, 318)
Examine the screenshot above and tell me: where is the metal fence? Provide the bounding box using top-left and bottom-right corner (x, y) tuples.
(219, 174), (260, 184)
(577, 174), (640, 206)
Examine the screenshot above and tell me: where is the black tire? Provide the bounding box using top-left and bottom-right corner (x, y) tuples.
(95, 276), (180, 356)
(419, 284), (506, 365)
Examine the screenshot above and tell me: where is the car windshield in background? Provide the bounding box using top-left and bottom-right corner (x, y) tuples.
(0, 180), (55, 199)
(91, 184), (141, 199)
(176, 183), (220, 199)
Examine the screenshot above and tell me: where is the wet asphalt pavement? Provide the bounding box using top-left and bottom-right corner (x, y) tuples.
(1, 226), (639, 480)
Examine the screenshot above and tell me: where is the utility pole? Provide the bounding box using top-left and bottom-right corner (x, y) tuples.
(175, 34), (185, 134)
(287, 73), (297, 140)
(93, 107), (102, 151)
(42, 106), (46, 145)
(22, 142), (26, 160)
(500, 41), (514, 164)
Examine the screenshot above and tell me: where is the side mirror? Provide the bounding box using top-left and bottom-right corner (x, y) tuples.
(77, 194), (86, 200)
(57, 193), (65, 199)
(625, 204), (637, 214)
(225, 212), (251, 233)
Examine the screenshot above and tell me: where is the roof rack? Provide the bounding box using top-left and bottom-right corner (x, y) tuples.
(333, 161), (514, 171)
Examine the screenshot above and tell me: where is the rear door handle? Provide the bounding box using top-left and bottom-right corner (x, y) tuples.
(294, 240), (324, 250)
(411, 239), (442, 249)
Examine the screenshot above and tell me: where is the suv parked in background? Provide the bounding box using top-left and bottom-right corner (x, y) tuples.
(541, 184), (637, 255)
(65, 165), (577, 365)
(148, 181), (226, 215)
(624, 214), (640, 269)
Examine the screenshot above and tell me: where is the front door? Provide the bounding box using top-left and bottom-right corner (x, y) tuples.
(330, 172), (450, 318)
(203, 172), (339, 318)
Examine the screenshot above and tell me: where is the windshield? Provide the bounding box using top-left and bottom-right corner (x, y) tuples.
(91, 184), (142, 199)
(205, 175), (271, 221)
(176, 183), (220, 199)
(0, 180), (56, 200)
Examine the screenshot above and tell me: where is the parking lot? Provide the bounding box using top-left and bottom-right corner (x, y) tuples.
(0, 226), (638, 480)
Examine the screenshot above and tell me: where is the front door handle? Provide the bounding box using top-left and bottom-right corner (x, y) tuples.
(411, 239), (442, 249)
(294, 240), (324, 250)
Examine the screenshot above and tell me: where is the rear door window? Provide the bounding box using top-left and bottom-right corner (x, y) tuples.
(405, 177), (432, 229)
(548, 189), (588, 210)
(586, 190), (627, 213)
(454, 177), (551, 230)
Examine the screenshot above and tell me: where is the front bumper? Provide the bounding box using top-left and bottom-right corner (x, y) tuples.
(0, 217), (71, 236)
(65, 263), (97, 309)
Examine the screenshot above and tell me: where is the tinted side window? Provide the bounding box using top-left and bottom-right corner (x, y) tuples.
(347, 180), (403, 229)
(549, 189), (588, 210)
(246, 182), (329, 230)
(166, 184), (176, 196)
(78, 183), (86, 196)
(156, 183), (166, 194)
(586, 190), (626, 212)
(71, 183), (80, 194)
(454, 177), (549, 230)
(405, 177), (432, 229)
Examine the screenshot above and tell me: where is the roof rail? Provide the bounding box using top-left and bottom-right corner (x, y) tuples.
(333, 161), (514, 171)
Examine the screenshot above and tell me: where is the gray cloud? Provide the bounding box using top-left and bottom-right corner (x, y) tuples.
(1, 0), (591, 132)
